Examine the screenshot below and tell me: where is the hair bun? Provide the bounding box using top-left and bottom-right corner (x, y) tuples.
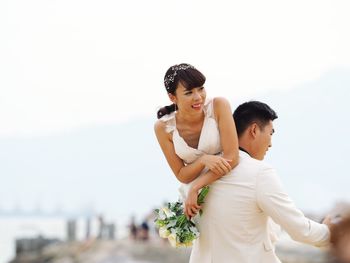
(157, 104), (176, 119)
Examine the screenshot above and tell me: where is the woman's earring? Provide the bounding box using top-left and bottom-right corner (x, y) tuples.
(174, 104), (177, 112)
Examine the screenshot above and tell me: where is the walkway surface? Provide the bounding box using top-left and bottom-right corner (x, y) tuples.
(10, 237), (335, 263)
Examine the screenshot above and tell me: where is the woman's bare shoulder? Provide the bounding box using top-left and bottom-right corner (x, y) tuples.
(154, 119), (166, 134)
(212, 96), (231, 107)
(212, 97), (232, 119)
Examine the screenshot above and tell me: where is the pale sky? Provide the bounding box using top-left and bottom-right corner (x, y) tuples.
(0, 0), (349, 137)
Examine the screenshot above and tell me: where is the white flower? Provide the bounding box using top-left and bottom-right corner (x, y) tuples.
(159, 227), (170, 238)
(170, 227), (179, 235)
(166, 219), (176, 228)
(182, 240), (194, 247)
(158, 207), (174, 220)
(168, 233), (179, 248)
(161, 207), (175, 218)
(155, 187), (209, 248)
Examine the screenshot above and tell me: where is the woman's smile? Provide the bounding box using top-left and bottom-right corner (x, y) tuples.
(191, 103), (203, 110)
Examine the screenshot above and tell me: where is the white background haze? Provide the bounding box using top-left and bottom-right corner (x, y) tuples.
(0, 0), (349, 222)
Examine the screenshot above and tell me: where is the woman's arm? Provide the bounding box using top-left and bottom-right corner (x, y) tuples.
(154, 119), (231, 184)
(184, 170), (221, 217)
(214, 97), (239, 169)
(184, 97), (239, 217)
(154, 121), (206, 183)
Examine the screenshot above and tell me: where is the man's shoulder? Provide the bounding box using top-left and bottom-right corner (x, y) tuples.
(236, 154), (281, 191)
(223, 153), (278, 188)
(236, 152), (278, 181)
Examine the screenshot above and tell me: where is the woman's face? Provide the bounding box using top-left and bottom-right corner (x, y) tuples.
(172, 82), (206, 114)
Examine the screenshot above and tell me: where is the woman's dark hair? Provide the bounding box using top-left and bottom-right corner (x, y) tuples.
(233, 101), (278, 137)
(157, 63), (206, 119)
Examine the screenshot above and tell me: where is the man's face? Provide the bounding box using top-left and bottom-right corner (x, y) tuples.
(254, 120), (274, 160)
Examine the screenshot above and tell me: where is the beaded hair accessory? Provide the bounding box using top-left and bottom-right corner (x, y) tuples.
(164, 64), (196, 92)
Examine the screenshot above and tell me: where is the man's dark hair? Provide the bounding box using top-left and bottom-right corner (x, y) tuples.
(233, 101), (278, 137)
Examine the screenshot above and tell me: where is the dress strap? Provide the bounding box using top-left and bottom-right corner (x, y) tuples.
(204, 98), (215, 118)
(159, 112), (176, 133)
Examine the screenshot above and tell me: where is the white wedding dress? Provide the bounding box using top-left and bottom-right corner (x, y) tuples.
(160, 98), (222, 200)
(160, 98), (223, 260)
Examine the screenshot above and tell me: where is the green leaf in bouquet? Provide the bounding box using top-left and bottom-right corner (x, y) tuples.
(189, 220), (196, 227)
(197, 186), (210, 205)
(176, 214), (188, 228)
(178, 228), (197, 243)
(197, 185), (209, 216)
(155, 219), (167, 227)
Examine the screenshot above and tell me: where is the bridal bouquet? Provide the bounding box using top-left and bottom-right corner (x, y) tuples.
(154, 186), (209, 248)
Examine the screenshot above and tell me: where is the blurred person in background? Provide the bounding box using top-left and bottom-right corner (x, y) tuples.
(139, 219), (150, 241)
(330, 215), (350, 263)
(129, 216), (137, 241)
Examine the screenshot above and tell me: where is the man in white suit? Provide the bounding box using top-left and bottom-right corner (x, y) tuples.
(189, 101), (331, 263)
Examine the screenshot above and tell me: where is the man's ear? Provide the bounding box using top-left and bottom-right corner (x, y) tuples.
(250, 123), (259, 139)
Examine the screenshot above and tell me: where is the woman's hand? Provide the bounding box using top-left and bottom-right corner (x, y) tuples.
(200, 154), (232, 176)
(184, 187), (201, 219)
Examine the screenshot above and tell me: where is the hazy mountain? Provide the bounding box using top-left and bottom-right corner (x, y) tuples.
(259, 68), (350, 212)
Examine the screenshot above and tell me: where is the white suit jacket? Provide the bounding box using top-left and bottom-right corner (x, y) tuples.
(189, 151), (330, 263)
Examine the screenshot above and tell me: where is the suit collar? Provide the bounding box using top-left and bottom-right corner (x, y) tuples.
(239, 147), (251, 157)
(239, 150), (251, 159)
